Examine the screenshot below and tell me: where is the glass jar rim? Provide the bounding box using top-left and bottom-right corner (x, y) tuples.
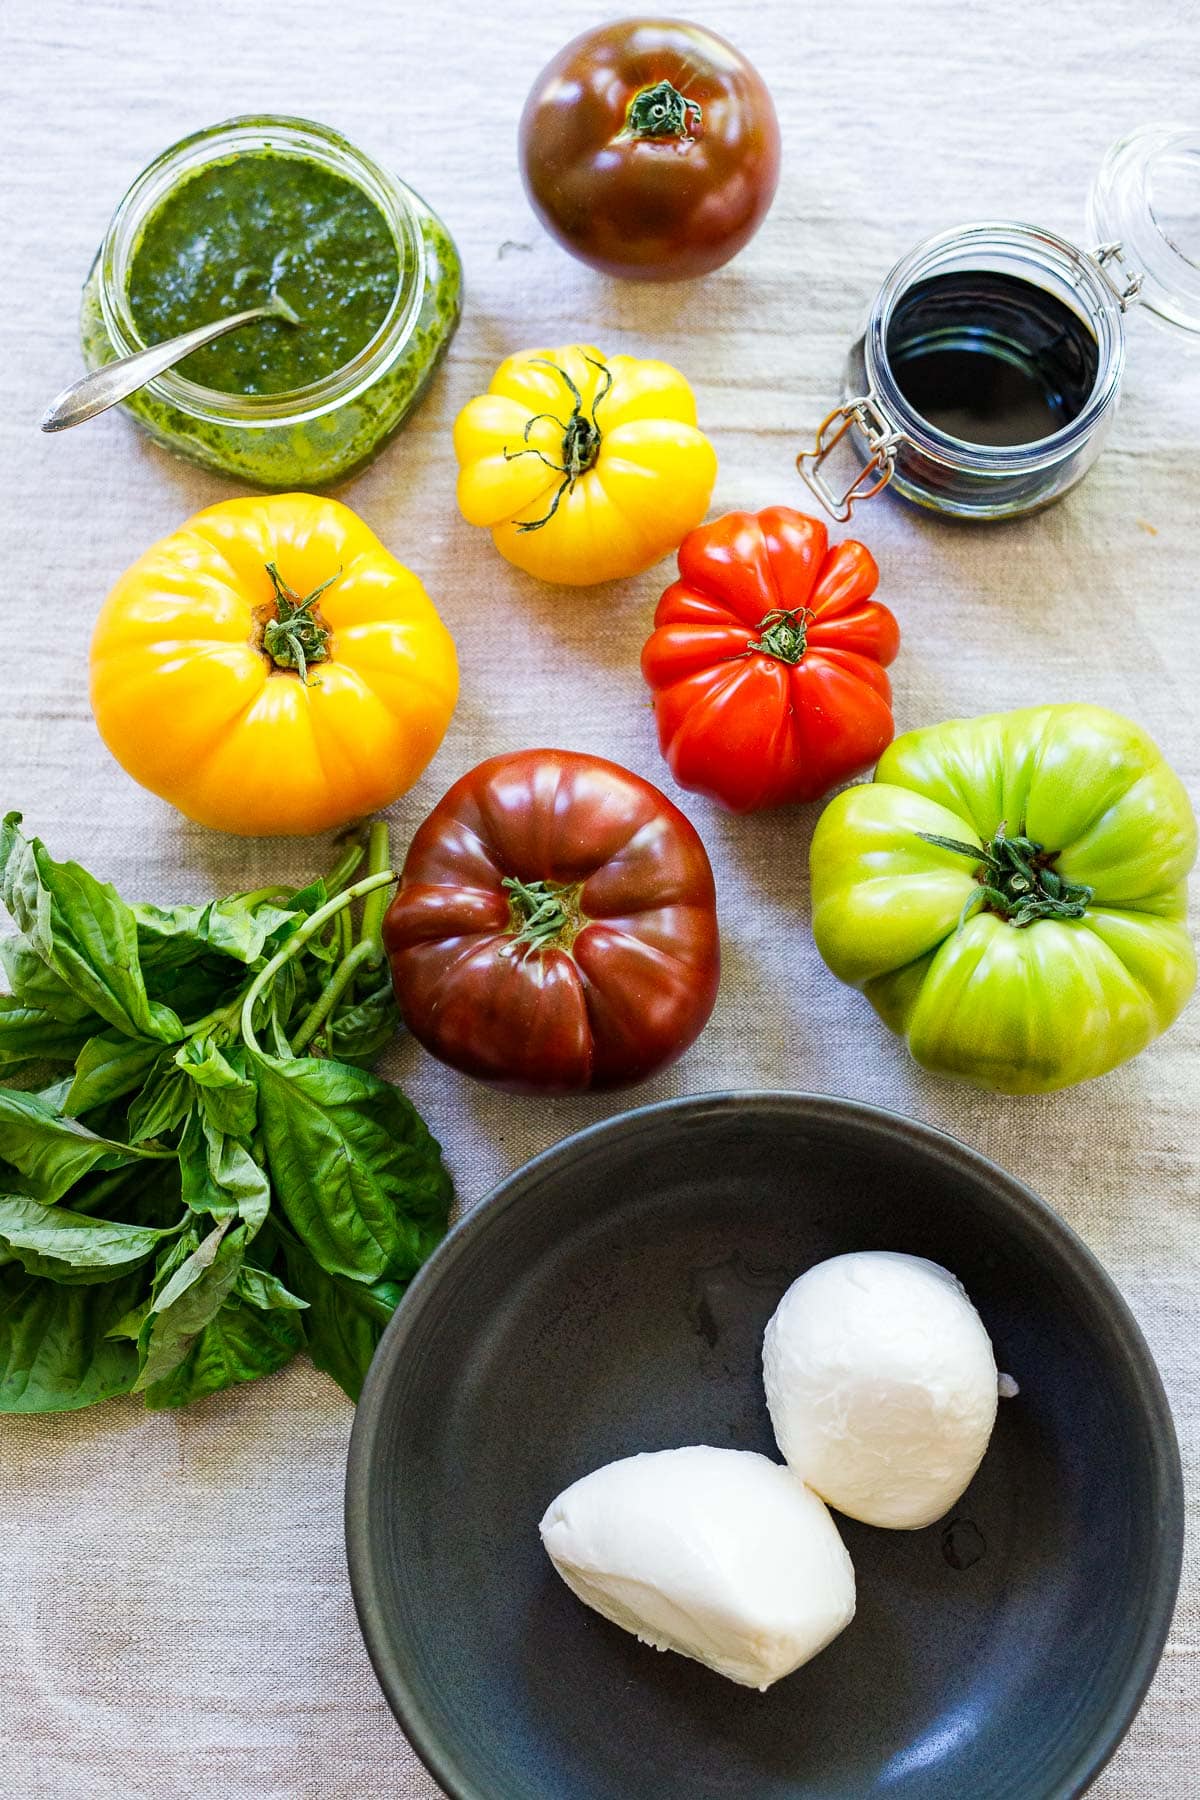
(98, 113), (425, 425)
(865, 220), (1127, 474)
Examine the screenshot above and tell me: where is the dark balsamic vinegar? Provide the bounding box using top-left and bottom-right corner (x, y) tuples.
(886, 270), (1100, 447)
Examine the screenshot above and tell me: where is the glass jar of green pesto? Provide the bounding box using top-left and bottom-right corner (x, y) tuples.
(80, 115), (462, 489)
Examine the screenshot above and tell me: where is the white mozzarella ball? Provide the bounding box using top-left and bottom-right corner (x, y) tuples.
(539, 1446), (855, 1690)
(763, 1252), (998, 1530)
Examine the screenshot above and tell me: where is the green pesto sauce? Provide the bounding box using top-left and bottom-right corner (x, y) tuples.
(127, 151), (400, 394)
(82, 195), (462, 489)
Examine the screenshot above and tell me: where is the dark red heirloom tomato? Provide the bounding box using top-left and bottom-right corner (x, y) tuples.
(641, 508), (901, 812)
(382, 750), (720, 1094)
(518, 19), (780, 281)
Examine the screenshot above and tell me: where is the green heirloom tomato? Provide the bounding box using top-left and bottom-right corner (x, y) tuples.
(810, 705), (1197, 1093)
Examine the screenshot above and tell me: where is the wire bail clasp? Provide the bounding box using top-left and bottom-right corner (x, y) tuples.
(796, 396), (901, 523)
(1090, 242), (1144, 311)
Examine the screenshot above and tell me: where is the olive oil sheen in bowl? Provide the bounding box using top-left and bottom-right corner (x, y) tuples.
(79, 115), (462, 488)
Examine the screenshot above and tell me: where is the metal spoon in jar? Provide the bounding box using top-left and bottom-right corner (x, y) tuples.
(39, 293), (301, 432)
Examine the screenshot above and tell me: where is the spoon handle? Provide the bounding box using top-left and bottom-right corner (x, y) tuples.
(40, 304), (281, 432)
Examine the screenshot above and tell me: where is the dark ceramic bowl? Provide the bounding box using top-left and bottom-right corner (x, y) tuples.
(345, 1093), (1182, 1800)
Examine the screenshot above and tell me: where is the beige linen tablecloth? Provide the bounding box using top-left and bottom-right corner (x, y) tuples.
(2, 1), (1197, 1794)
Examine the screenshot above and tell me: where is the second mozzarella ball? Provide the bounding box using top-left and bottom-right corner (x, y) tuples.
(540, 1447), (855, 1690)
(763, 1252), (999, 1529)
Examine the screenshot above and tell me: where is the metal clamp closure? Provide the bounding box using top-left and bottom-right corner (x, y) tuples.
(1091, 242), (1144, 311)
(796, 396), (901, 523)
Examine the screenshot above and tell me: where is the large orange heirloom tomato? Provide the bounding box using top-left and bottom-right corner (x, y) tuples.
(641, 507), (900, 811)
(90, 495), (458, 837)
(453, 343), (717, 585)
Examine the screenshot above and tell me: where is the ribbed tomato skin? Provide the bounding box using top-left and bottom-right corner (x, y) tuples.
(642, 507), (901, 812)
(519, 20), (780, 281)
(384, 750), (720, 1093)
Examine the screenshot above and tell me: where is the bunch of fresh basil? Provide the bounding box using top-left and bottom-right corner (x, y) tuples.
(0, 812), (451, 1413)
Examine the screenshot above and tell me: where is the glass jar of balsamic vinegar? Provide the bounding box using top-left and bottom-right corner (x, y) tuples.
(797, 124), (1200, 522)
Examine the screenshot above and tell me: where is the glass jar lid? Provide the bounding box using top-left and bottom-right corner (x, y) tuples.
(1088, 123), (1200, 336)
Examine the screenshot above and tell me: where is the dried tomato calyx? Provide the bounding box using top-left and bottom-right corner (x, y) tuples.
(749, 607), (813, 665)
(622, 80), (702, 140)
(262, 561), (338, 685)
(502, 875), (586, 953)
(501, 357), (613, 534)
(918, 823), (1095, 929)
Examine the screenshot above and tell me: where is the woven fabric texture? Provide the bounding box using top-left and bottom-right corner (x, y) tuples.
(1, 1), (1197, 1794)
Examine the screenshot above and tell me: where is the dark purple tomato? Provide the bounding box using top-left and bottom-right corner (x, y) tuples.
(519, 18), (781, 281)
(383, 749), (721, 1093)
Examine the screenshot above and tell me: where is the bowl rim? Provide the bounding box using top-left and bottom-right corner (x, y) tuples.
(344, 1089), (1184, 1800)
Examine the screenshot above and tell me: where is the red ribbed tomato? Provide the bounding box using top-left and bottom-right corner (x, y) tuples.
(383, 750), (720, 1093)
(641, 507), (901, 811)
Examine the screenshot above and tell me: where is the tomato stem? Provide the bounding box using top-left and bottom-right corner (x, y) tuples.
(502, 357), (612, 533)
(749, 608), (813, 665)
(622, 79), (702, 140)
(502, 874), (585, 954)
(918, 823), (1094, 928)
(263, 562), (338, 685)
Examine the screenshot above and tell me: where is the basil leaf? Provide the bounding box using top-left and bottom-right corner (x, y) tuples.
(0, 935), (97, 1024)
(175, 1037), (257, 1138)
(66, 1032), (164, 1117)
(0, 1086), (156, 1203)
(134, 896), (308, 974)
(0, 1194), (180, 1284)
(126, 1061), (193, 1144)
(106, 1298), (152, 1342)
(287, 879), (328, 920)
(281, 1235), (399, 1401)
(251, 1053), (451, 1283)
(0, 820), (443, 1415)
(178, 1112), (270, 1233)
(234, 1264), (308, 1311)
(263, 961), (302, 1055)
(134, 1222), (245, 1391)
(135, 899), (272, 970)
(36, 1073), (76, 1111)
(178, 1112), (236, 1221)
(141, 955), (241, 1020)
(209, 1135), (270, 1234)
(149, 1225), (201, 1297)
(324, 971), (399, 1067)
(140, 1294), (304, 1410)
(0, 994), (96, 1068)
(153, 1219), (227, 1310)
(0, 1265), (146, 1411)
(69, 1158), (186, 1230)
(257, 904), (313, 950)
(0, 815), (182, 1042)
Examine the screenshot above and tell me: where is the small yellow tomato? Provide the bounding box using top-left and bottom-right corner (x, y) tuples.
(90, 494), (458, 837)
(453, 343), (717, 585)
